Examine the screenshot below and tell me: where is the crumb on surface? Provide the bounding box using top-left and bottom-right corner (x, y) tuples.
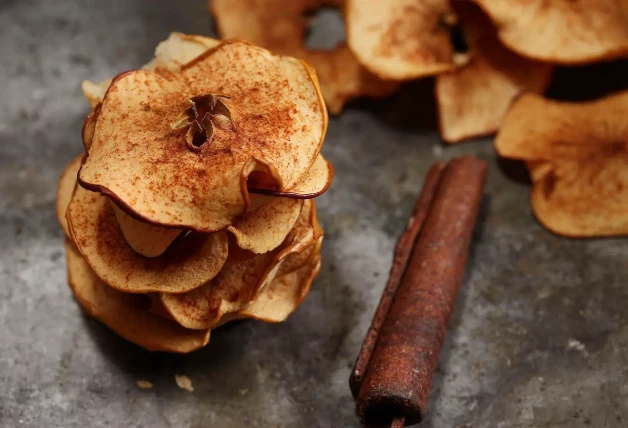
(175, 374), (194, 392)
(136, 380), (153, 389)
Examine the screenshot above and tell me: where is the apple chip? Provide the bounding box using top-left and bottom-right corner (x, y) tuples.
(109, 202), (182, 258)
(65, 241), (210, 353)
(82, 104), (100, 151)
(159, 249), (281, 329)
(78, 40), (327, 232)
(81, 32), (221, 108)
(143, 32), (220, 72)
(228, 198), (304, 254)
(469, 0), (628, 64)
(160, 200), (320, 329)
(435, 4), (553, 143)
(67, 185), (228, 293)
(56, 155), (82, 239)
(346, 0), (455, 80)
(495, 91), (628, 237)
(251, 153), (333, 198)
(240, 255), (321, 323)
(211, 0), (399, 114)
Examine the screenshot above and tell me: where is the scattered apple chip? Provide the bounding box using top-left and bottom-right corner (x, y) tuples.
(67, 185), (228, 293)
(435, 3), (553, 143)
(495, 91), (628, 237)
(211, 0), (399, 114)
(346, 0), (455, 80)
(78, 40), (327, 232)
(160, 200), (321, 329)
(65, 240), (210, 353)
(56, 155), (82, 239)
(468, 0), (628, 64)
(228, 197), (304, 254)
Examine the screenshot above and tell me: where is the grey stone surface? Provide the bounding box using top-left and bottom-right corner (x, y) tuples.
(1, 0), (627, 427)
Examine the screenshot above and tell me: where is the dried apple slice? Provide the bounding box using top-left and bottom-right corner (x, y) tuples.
(159, 249), (281, 329)
(109, 202), (183, 258)
(250, 153), (333, 198)
(468, 0), (628, 64)
(81, 32), (221, 107)
(65, 240), (210, 353)
(78, 40), (327, 232)
(211, 0), (399, 114)
(82, 80), (111, 109)
(160, 200), (320, 329)
(435, 3), (553, 143)
(56, 155), (82, 239)
(346, 0), (455, 80)
(495, 91), (628, 237)
(240, 255), (322, 323)
(82, 104), (100, 151)
(143, 32), (220, 72)
(228, 198), (303, 254)
(67, 185), (228, 293)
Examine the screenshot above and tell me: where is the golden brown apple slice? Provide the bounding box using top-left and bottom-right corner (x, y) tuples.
(495, 91), (628, 237)
(160, 200), (321, 329)
(109, 201), (183, 258)
(65, 240), (210, 353)
(228, 197), (303, 254)
(78, 40), (327, 232)
(250, 153), (333, 198)
(67, 185), (228, 293)
(56, 155), (82, 239)
(435, 3), (553, 143)
(211, 0), (399, 114)
(468, 0), (628, 64)
(240, 254), (322, 323)
(159, 249), (283, 329)
(346, 0), (455, 80)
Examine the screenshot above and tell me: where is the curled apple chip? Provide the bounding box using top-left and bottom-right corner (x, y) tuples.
(346, 0), (455, 80)
(211, 0), (399, 114)
(109, 202), (183, 258)
(240, 254), (322, 323)
(67, 185), (228, 293)
(78, 40), (327, 232)
(228, 198), (303, 254)
(65, 241), (210, 353)
(56, 155), (82, 239)
(160, 200), (321, 329)
(251, 153), (333, 198)
(468, 0), (628, 64)
(436, 4), (553, 143)
(495, 91), (628, 237)
(159, 249), (282, 329)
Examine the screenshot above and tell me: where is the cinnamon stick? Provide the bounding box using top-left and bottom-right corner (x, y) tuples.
(351, 157), (487, 427)
(349, 162), (445, 399)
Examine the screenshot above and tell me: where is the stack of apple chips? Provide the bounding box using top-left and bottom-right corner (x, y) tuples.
(56, 33), (332, 353)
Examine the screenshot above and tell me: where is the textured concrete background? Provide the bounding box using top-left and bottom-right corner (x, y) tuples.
(1, 1), (628, 427)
